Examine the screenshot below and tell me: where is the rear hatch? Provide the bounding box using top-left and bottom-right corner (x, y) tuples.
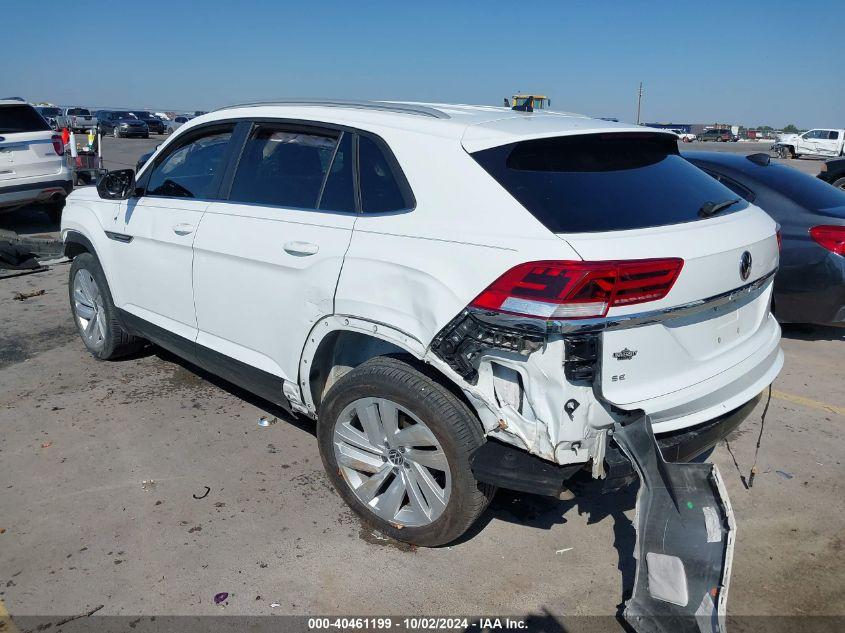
(469, 130), (779, 409)
(0, 103), (62, 181)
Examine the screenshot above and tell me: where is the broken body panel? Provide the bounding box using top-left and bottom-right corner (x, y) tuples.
(613, 415), (735, 633)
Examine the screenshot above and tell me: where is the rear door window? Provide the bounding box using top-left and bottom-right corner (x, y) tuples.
(358, 135), (412, 212)
(471, 133), (748, 233)
(0, 104), (51, 133)
(228, 126), (339, 209)
(318, 132), (356, 212)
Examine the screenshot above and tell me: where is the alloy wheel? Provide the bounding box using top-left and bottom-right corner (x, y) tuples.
(333, 397), (451, 528)
(72, 269), (107, 350)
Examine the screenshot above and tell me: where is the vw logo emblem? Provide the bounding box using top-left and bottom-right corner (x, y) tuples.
(739, 251), (752, 281)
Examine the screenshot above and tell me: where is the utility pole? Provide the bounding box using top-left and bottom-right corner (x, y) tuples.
(636, 81), (644, 125)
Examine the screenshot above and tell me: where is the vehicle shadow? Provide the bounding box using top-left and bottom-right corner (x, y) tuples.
(780, 323), (845, 342)
(144, 344), (316, 436)
(460, 478), (638, 610)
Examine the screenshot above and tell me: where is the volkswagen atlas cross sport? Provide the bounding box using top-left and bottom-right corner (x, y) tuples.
(61, 101), (782, 549)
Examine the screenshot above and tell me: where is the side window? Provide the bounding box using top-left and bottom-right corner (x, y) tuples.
(358, 135), (409, 212)
(828, 131), (839, 140)
(318, 132), (356, 212)
(229, 127), (338, 209)
(146, 127), (233, 199)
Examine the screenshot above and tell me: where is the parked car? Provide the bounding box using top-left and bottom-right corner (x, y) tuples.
(164, 115), (191, 134)
(0, 100), (72, 221)
(63, 107), (97, 132)
(774, 128), (845, 159)
(818, 157), (845, 190)
(697, 128), (732, 142)
(685, 151), (845, 325)
(131, 111), (166, 134)
(670, 128), (696, 142)
(34, 106), (63, 129)
(95, 110), (149, 138)
(61, 103), (781, 552)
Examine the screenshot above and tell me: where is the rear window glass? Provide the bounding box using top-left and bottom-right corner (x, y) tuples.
(471, 133), (748, 233)
(229, 128), (338, 209)
(67, 108), (90, 116)
(750, 163), (845, 212)
(359, 135), (411, 212)
(0, 104), (51, 133)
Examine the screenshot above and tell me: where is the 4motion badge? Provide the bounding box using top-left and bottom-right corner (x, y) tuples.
(613, 348), (638, 360)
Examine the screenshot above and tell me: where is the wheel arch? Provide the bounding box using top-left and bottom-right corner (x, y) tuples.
(299, 315), (476, 419)
(64, 229), (96, 260)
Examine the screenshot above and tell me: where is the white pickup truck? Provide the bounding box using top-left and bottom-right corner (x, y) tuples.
(774, 128), (845, 158)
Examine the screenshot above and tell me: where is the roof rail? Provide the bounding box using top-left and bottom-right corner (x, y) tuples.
(213, 99), (450, 119)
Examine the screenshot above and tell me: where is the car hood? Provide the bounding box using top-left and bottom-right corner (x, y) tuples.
(117, 118), (145, 125)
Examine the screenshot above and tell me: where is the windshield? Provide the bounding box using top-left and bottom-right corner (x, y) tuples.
(114, 111), (137, 119)
(472, 133), (748, 233)
(0, 104), (51, 133)
(134, 111), (152, 118)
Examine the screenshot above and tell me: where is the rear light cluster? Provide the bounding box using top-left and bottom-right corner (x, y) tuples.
(810, 225), (845, 256)
(51, 134), (63, 156)
(471, 258), (684, 320)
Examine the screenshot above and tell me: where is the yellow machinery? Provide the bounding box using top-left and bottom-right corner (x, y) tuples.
(509, 94), (551, 111)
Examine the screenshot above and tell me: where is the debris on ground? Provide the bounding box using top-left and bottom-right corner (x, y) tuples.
(54, 604), (105, 626)
(41, 441), (52, 448)
(192, 486), (211, 500)
(776, 470), (794, 480)
(555, 547), (573, 555)
(258, 416), (277, 427)
(270, 602), (280, 608)
(141, 479), (156, 491)
(13, 288), (46, 301)
(213, 592), (229, 605)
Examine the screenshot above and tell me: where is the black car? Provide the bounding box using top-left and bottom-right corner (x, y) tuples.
(818, 157), (845, 191)
(96, 110), (149, 138)
(685, 151), (845, 325)
(131, 111), (166, 134)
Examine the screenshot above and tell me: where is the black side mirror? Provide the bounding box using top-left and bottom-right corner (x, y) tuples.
(97, 169), (136, 200)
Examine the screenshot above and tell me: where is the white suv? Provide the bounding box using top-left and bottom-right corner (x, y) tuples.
(61, 101), (782, 549)
(1, 99), (72, 221)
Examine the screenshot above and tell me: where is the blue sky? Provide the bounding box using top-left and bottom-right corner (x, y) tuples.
(5, 0), (843, 127)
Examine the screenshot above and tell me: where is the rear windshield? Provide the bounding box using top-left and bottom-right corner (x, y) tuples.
(472, 133), (748, 233)
(0, 104), (51, 133)
(67, 108), (90, 116)
(752, 163), (845, 212)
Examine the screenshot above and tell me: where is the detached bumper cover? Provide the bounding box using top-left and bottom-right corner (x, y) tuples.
(614, 415), (734, 633)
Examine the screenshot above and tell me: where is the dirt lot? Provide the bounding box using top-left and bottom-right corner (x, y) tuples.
(0, 259), (843, 630)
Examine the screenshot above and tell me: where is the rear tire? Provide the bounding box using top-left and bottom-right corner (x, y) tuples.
(68, 253), (144, 360)
(317, 356), (495, 547)
(831, 177), (845, 190)
(113, 127), (120, 138)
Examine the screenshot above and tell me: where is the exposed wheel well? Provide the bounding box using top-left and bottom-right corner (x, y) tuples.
(307, 330), (476, 416)
(64, 232), (94, 260)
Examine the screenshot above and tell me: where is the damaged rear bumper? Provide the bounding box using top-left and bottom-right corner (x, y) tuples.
(614, 414), (735, 633)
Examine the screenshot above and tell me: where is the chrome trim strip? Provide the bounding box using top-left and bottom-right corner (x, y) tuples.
(214, 99), (450, 119)
(469, 269), (776, 335)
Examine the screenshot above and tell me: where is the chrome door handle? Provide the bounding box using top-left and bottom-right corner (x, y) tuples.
(172, 223), (195, 236)
(283, 241), (319, 256)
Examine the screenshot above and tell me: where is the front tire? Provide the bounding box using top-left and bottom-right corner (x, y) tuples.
(113, 127), (120, 138)
(69, 253), (143, 360)
(318, 356), (494, 546)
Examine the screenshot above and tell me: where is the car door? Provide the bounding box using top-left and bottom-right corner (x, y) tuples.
(817, 130), (840, 157)
(193, 121), (357, 391)
(106, 123), (236, 343)
(796, 130), (820, 155)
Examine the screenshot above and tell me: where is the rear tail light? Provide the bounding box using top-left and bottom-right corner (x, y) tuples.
(51, 134), (63, 156)
(470, 258), (684, 320)
(809, 225), (845, 256)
